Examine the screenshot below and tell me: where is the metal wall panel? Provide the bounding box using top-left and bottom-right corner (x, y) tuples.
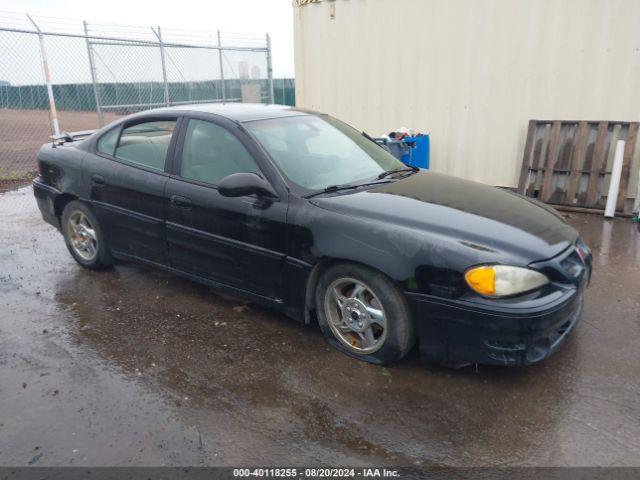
(293, 0), (640, 192)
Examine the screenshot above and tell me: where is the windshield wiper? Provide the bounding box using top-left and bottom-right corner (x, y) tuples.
(304, 181), (391, 199)
(377, 166), (419, 180)
(362, 131), (378, 143)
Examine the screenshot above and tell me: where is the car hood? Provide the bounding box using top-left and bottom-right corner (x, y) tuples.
(310, 171), (578, 263)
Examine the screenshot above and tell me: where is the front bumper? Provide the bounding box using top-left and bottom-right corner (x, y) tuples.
(407, 284), (584, 366)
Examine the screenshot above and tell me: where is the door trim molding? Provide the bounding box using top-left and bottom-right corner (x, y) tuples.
(166, 221), (285, 260)
(90, 199), (162, 225)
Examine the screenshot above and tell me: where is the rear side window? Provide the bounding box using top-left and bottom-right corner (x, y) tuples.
(97, 127), (119, 156)
(179, 119), (259, 185)
(114, 120), (176, 172)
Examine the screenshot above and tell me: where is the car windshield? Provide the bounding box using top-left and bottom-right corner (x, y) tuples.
(245, 115), (405, 191)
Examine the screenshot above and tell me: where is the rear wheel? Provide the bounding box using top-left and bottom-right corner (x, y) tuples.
(61, 200), (113, 270)
(316, 263), (416, 365)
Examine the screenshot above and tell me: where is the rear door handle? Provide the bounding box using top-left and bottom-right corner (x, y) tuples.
(170, 195), (192, 209)
(91, 174), (105, 186)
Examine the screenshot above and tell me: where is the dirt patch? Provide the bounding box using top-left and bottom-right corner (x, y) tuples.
(0, 109), (121, 178)
(0, 176), (35, 193)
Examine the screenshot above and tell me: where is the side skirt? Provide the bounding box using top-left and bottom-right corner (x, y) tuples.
(111, 250), (286, 312)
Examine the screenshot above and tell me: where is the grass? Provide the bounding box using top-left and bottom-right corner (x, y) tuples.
(0, 171), (36, 193)
(0, 171), (36, 181)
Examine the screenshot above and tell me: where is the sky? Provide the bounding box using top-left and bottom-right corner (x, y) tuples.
(0, 0), (295, 78)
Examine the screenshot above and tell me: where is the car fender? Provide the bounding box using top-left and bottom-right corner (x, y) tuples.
(289, 200), (514, 300)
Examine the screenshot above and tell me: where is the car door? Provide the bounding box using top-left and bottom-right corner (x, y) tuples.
(165, 115), (288, 300)
(83, 115), (179, 265)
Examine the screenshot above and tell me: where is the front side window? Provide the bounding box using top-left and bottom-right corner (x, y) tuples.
(245, 115), (403, 190)
(114, 120), (176, 171)
(179, 119), (259, 185)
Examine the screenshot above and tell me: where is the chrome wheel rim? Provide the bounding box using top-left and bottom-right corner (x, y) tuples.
(323, 277), (387, 354)
(68, 211), (98, 261)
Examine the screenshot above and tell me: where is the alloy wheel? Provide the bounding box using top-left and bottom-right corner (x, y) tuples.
(68, 211), (98, 261)
(323, 277), (388, 354)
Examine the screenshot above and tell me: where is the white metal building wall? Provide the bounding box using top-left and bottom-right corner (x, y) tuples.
(293, 0), (640, 190)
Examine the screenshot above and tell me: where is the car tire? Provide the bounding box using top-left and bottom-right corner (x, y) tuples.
(61, 200), (113, 270)
(315, 262), (416, 365)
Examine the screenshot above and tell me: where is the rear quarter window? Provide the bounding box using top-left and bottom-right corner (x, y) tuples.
(114, 120), (176, 172)
(96, 127), (119, 156)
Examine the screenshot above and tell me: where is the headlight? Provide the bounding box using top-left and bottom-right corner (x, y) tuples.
(464, 265), (549, 297)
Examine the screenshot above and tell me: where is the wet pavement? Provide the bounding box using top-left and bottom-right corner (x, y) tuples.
(1, 187), (639, 467)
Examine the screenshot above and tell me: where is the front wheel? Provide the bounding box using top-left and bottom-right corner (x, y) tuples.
(315, 263), (416, 365)
(61, 200), (113, 270)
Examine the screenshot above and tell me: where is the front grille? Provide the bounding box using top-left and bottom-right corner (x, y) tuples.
(531, 238), (592, 285)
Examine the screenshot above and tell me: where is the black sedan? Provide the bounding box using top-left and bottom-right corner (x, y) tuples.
(33, 104), (591, 366)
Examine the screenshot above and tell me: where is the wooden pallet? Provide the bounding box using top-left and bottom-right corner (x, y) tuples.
(518, 120), (640, 213)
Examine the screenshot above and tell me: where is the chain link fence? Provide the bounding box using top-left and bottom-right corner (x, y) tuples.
(0, 11), (295, 190)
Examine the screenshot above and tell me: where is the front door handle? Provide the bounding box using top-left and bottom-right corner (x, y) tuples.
(170, 195), (192, 209)
(91, 174), (105, 186)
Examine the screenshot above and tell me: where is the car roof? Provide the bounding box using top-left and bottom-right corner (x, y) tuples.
(145, 103), (321, 123)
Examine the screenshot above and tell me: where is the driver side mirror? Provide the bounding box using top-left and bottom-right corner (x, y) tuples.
(218, 172), (277, 199)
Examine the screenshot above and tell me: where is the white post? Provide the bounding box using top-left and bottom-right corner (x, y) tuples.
(604, 140), (625, 218)
(27, 14), (60, 136)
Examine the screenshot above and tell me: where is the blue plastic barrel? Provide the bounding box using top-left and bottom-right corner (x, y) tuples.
(402, 135), (430, 169)
(374, 135), (430, 169)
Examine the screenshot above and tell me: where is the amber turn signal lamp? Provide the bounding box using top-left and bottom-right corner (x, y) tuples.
(464, 266), (496, 296)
